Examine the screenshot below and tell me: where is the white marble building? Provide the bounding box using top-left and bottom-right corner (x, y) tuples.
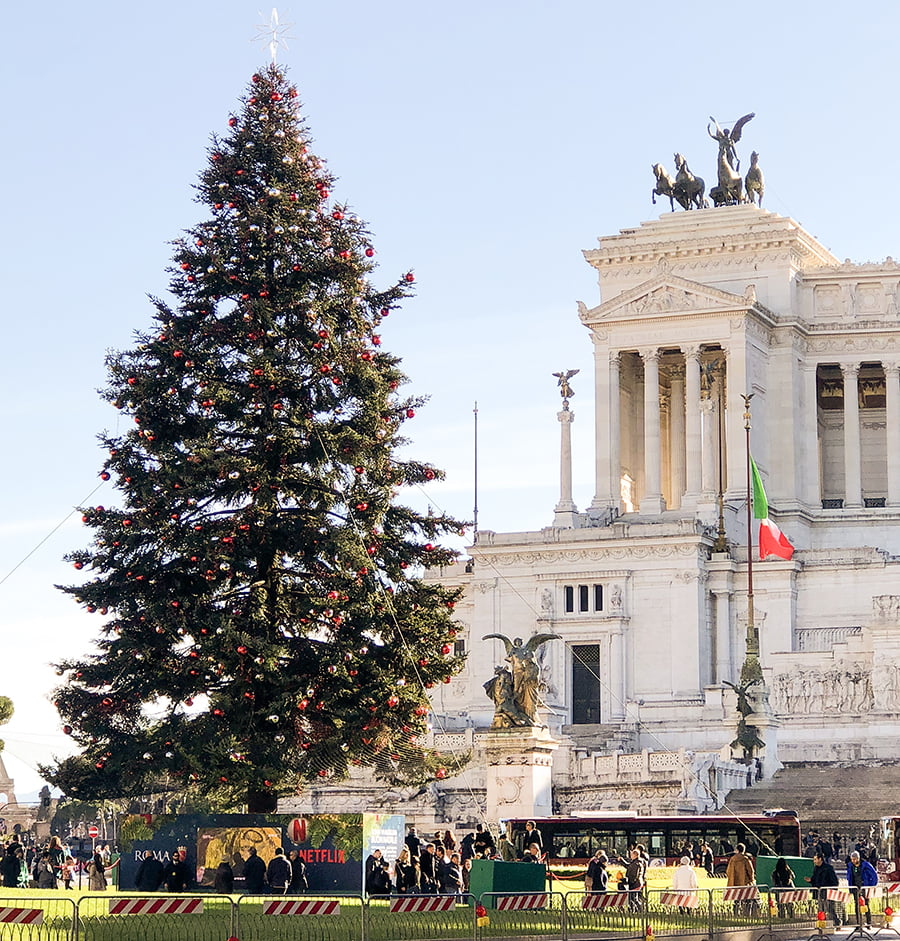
(284, 206), (900, 823)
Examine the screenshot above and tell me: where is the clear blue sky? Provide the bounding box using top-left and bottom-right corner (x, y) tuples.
(1, 0), (897, 797)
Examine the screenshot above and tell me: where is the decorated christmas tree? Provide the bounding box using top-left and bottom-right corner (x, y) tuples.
(47, 65), (465, 810)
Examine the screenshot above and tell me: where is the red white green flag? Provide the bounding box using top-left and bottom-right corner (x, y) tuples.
(750, 457), (794, 561)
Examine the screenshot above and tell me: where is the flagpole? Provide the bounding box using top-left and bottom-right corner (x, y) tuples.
(741, 393), (762, 685)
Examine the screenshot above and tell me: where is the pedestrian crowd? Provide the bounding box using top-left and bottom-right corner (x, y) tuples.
(1, 836), (115, 890)
(364, 822), (558, 896)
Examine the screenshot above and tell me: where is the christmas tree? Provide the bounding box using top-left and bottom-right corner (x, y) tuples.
(47, 65), (466, 810)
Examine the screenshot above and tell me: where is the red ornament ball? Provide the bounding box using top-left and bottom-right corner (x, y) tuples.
(435, 768), (447, 779)
(404, 272), (415, 282)
(406, 408), (415, 418)
(73, 561), (83, 570)
(100, 471), (111, 481)
(441, 644), (452, 655)
(365, 248), (374, 257)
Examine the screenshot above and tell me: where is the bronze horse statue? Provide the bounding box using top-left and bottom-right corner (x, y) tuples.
(651, 163), (677, 210)
(710, 148), (744, 206)
(673, 153), (706, 210)
(745, 151), (764, 207)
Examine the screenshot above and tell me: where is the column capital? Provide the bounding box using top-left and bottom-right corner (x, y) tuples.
(841, 361), (860, 379)
(682, 344), (702, 362)
(639, 347), (660, 364)
(885, 362), (900, 379)
(609, 350), (622, 368)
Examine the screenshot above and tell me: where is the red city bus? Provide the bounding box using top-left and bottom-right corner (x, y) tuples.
(504, 811), (801, 874)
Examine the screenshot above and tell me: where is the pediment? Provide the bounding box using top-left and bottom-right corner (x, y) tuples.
(577, 274), (761, 325)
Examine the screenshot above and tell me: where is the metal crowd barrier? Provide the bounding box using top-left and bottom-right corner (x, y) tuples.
(366, 892), (477, 940)
(236, 892), (362, 941)
(476, 890), (565, 939)
(77, 893), (232, 941)
(563, 888), (646, 939)
(0, 895), (77, 941)
(11, 882), (900, 941)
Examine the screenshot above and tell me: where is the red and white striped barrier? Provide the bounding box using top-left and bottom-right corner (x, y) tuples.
(773, 890), (810, 903)
(583, 891), (631, 910)
(723, 886), (760, 902)
(660, 891), (700, 908)
(495, 893), (548, 911)
(826, 889), (851, 903)
(109, 898), (204, 915)
(883, 884), (900, 894)
(389, 895), (457, 914)
(263, 899), (340, 915)
(0, 908), (42, 925)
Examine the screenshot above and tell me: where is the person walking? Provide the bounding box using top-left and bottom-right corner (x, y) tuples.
(725, 843), (756, 915)
(266, 847), (292, 895)
(806, 852), (841, 929)
(288, 851), (308, 894)
(134, 850), (165, 891)
(671, 856), (699, 915)
(771, 857), (796, 918)
(847, 850), (878, 927)
(88, 850), (107, 891)
(164, 850), (190, 892)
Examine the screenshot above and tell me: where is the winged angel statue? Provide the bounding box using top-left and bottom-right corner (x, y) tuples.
(482, 633), (561, 728)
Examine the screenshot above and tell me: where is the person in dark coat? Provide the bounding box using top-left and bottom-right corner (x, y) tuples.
(134, 850), (165, 891)
(1, 846), (21, 888)
(266, 847), (292, 895)
(806, 852), (841, 929)
(213, 861), (234, 894)
(288, 851), (308, 894)
(243, 847), (267, 894)
(164, 851), (190, 892)
(418, 843), (438, 894)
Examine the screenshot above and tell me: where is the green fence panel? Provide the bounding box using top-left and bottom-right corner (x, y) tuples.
(0, 894), (76, 941)
(236, 893), (364, 941)
(76, 893), (234, 941)
(475, 890), (564, 940)
(365, 893), (476, 941)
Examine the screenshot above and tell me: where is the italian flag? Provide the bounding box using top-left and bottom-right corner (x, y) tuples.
(750, 457), (795, 561)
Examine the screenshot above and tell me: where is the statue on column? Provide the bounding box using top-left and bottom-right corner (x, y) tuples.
(483, 632), (561, 727)
(552, 369), (579, 409)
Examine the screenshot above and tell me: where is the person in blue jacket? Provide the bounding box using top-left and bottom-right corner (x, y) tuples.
(846, 850), (878, 926)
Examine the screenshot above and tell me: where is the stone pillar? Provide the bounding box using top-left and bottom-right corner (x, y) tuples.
(886, 363), (900, 507)
(700, 396), (716, 499)
(801, 361), (821, 508)
(609, 352), (621, 507)
(713, 590), (733, 684)
(480, 728), (559, 827)
(554, 409), (578, 527)
(669, 371), (685, 510)
(591, 337), (610, 511)
(842, 362), (862, 508)
(608, 628), (626, 721)
(683, 346), (702, 508)
(725, 345), (747, 502)
(639, 348), (665, 514)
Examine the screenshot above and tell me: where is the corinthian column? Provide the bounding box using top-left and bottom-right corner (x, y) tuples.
(886, 363), (900, 506)
(683, 346), (702, 508)
(553, 407), (577, 527)
(639, 348), (665, 514)
(842, 362), (862, 508)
